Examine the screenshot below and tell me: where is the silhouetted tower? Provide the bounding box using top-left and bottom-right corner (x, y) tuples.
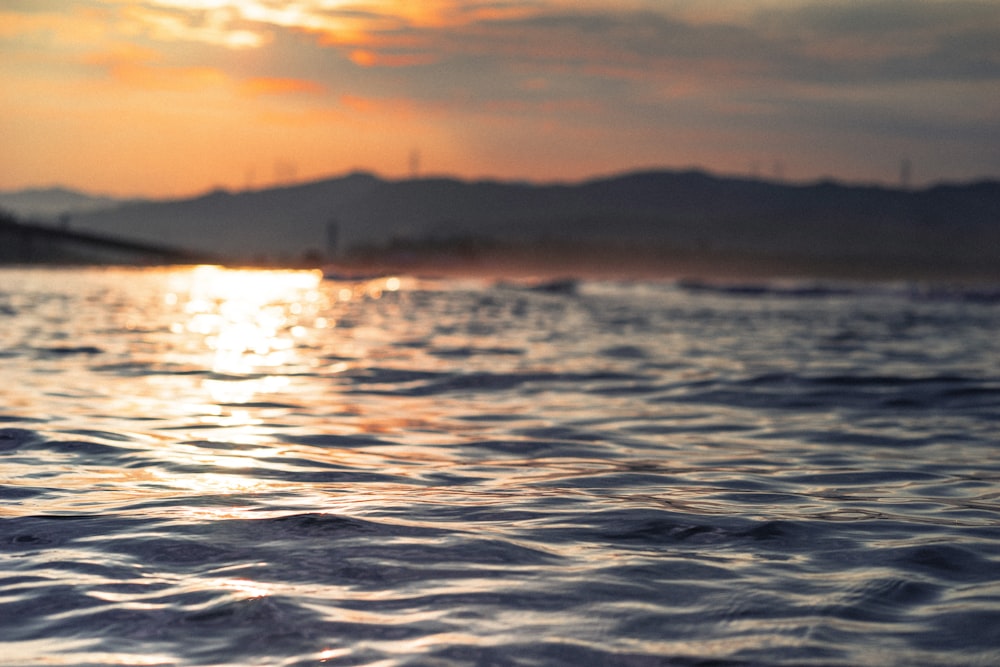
(900, 158), (912, 190)
(275, 160), (297, 185)
(409, 149), (421, 179)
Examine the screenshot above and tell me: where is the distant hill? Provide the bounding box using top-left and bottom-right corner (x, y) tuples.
(0, 187), (129, 219)
(66, 169), (1000, 279)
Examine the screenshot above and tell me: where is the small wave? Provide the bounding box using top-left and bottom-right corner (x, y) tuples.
(661, 371), (1000, 415)
(525, 277), (580, 295)
(33, 345), (104, 357)
(827, 577), (941, 624)
(4, 267), (1000, 667)
(678, 279), (860, 298)
(599, 344), (649, 359)
(430, 345), (523, 358)
(891, 544), (999, 583)
(0, 428), (46, 451)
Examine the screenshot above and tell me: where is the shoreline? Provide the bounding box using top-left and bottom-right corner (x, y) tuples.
(5, 247), (1000, 287)
(318, 245), (1000, 287)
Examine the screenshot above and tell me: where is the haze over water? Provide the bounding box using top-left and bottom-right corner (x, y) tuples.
(2, 265), (999, 666)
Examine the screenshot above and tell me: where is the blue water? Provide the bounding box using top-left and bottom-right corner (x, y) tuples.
(1, 266), (999, 666)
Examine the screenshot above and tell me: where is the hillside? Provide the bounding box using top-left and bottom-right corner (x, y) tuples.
(65, 170), (1000, 279)
(0, 187), (128, 218)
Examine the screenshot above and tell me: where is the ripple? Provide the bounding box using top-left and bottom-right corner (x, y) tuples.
(2, 268), (1000, 666)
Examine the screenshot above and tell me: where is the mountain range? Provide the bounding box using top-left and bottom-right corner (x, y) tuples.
(5, 170), (1000, 279)
(0, 187), (133, 219)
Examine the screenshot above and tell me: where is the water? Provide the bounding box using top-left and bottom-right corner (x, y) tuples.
(1, 266), (999, 666)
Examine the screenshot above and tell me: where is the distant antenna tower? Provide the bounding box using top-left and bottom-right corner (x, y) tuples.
(772, 159), (784, 182)
(900, 158), (912, 190)
(409, 149), (421, 179)
(274, 160), (297, 186)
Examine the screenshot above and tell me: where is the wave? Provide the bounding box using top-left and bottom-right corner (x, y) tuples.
(2, 268), (1000, 666)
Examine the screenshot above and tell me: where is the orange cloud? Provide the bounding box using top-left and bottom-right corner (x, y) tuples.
(83, 44), (228, 90)
(348, 49), (438, 68)
(242, 77), (325, 96)
(388, 1), (539, 28)
(297, 1), (542, 55)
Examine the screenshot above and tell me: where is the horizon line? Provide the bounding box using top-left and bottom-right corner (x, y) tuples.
(4, 164), (1000, 202)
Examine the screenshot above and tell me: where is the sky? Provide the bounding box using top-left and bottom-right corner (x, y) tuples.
(2, 0), (999, 197)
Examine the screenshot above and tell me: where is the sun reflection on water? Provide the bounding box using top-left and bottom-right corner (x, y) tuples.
(167, 265), (325, 377)
(4, 266), (427, 519)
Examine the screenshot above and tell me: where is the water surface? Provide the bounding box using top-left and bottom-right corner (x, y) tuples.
(1, 266), (999, 666)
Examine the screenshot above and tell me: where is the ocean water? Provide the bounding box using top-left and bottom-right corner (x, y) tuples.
(1, 265), (999, 667)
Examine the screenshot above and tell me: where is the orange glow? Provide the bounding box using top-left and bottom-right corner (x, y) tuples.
(84, 45), (229, 91)
(242, 77), (326, 96)
(2, 0), (995, 194)
(347, 49), (378, 68)
(0, 8), (108, 43)
(338, 93), (422, 117)
(391, 1), (540, 28)
(349, 49), (438, 68)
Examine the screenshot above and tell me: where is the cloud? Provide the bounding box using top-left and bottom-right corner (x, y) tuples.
(242, 76), (326, 96)
(348, 49), (439, 68)
(208, 1), (1000, 174)
(81, 43), (229, 90)
(312, 1), (1000, 90)
(750, 0), (1000, 83)
(3, 0), (999, 192)
(42, 1), (995, 93)
(121, 4), (269, 49)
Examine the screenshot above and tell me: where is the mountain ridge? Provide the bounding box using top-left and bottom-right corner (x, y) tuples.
(9, 168), (1000, 279)
(0, 187), (132, 219)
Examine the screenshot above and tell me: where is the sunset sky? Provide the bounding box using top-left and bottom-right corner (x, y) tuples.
(2, 0), (999, 197)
